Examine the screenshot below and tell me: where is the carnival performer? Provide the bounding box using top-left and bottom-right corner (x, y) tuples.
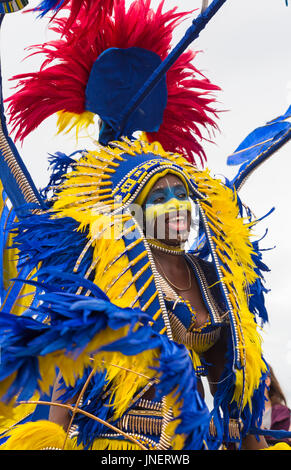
(0, 0), (290, 451)
(262, 365), (291, 446)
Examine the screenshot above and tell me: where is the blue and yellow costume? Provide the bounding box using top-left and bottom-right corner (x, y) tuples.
(0, 139), (276, 450)
(0, 0), (291, 451)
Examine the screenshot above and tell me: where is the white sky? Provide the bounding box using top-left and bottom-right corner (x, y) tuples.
(1, 0), (291, 405)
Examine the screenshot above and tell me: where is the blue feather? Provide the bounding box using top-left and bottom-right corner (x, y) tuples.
(212, 332), (269, 445)
(34, 0), (64, 17)
(102, 329), (211, 449)
(0, 270), (151, 403)
(227, 105), (291, 190)
(58, 368), (112, 448)
(0, 190), (15, 301)
(40, 150), (86, 199)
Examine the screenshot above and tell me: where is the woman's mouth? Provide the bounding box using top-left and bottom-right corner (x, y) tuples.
(167, 213), (188, 232)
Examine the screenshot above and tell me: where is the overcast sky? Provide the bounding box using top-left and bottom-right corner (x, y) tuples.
(1, 0), (291, 405)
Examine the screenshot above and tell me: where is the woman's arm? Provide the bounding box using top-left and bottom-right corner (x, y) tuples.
(202, 326), (228, 397)
(241, 434), (268, 450)
(49, 371), (76, 431)
(202, 326), (269, 450)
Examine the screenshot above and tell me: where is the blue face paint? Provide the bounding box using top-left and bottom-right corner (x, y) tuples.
(145, 183), (189, 207)
(144, 182), (191, 225)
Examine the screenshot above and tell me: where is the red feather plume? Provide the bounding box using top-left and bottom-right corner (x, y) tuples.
(7, 0), (220, 165)
(34, 0), (115, 31)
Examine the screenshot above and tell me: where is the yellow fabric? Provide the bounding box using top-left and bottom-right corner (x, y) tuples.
(263, 442), (291, 450)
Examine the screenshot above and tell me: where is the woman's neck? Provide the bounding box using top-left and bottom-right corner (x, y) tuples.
(151, 245), (186, 270)
(147, 238), (185, 256)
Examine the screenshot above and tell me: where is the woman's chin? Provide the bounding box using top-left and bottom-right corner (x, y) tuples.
(164, 231), (190, 246)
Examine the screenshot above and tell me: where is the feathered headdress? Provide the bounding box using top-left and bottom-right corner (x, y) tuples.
(6, 0), (220, 165)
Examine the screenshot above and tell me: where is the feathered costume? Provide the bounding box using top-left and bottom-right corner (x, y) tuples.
(0, 0), (290, 451)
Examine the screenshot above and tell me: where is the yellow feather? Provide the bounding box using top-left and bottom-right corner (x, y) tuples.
(1, 420), (75, 450)
(93, 346), (160, 420)
(91, 438), (153, 450)
(49, 139), (267, 419)
(56, 110), (95, 141)
(0, 393), (39, 435)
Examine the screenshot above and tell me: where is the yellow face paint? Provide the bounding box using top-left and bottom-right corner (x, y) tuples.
(144, 198), (191, 221)
(144, 178), (191, 220)
(142, 174), (192, 243)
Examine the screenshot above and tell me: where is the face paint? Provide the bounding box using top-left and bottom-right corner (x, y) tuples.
(144, 181), (191, 233)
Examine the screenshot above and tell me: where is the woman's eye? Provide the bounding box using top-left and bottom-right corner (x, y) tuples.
(154, 196), (165, 204)
(177, 192), (187, 199)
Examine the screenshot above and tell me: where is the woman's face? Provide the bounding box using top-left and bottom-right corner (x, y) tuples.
(143, 174), (192, 246)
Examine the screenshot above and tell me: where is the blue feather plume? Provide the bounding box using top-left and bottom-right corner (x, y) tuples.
(0, 270), (150, 403)
(58, 368), (112, 449)
(212, 332), (269, 446)
(227, 105), (291, 190)
(34, 0), (64, 17)
(0, 277), (211, 449)
(40, 150), (86, 199)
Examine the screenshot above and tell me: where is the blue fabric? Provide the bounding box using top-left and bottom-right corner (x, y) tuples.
(56, 328), (211, 449)
(40, 150), (86, 199)
(58, 368), (111, 449)
(110, 152), (164, 190)
(102, 328), (211, 450)
(0, 268), (211, 449)
(85, 47), (167, 144)
(212, 331), (269, 444)
(116, 0), (228, 139)
(0, 276), (149, 402)
(248, 229), (273, 325)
